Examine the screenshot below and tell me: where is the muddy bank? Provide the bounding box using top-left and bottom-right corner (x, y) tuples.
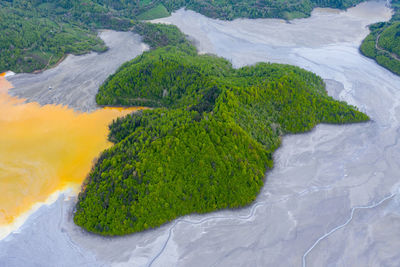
(7, 31), (148, 112)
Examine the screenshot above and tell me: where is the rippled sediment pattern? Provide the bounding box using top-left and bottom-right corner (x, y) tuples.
(0, 76), (143, 226)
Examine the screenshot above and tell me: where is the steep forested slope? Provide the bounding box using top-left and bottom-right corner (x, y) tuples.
(162, 0), (364, 20)
(74, 24), (369, 236)
(378, 22), (400, 58)
(360, 0), (400, 75)
(0, 0), (125, 73)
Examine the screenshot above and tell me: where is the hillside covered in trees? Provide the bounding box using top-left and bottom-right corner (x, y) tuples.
(73, 24), (369, 236)
(0, 0), (123, 73)
(1, 0), (367, 73)
(159, 0), (365, 20)
(360, 0), (400, 75)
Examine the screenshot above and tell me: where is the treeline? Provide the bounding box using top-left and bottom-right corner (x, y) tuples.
(130, 22), (192, 50)
(0, 0), (119, 73)
(2, 0), (367, 73)
(162, 0), (364, 20)
(0, 10), (107, 73)
(96, 29), (230, 108)
(74, 24), (369, 236)
(360, 0), (400, 76)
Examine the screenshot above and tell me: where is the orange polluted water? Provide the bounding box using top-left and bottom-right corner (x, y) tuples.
(0, 75), (144, 229)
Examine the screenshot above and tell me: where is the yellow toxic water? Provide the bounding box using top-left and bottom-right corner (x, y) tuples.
(0, 74), (143, 232)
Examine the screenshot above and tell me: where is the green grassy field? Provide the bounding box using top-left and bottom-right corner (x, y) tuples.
(137, 4), (170, 20)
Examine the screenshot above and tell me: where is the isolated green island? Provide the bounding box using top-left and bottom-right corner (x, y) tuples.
(74, 24), (369, 236)
(360, 0), (400, 75)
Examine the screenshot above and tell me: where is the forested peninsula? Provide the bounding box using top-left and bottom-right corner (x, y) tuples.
(73, 24), (369, 236)
(360, 0), (400, 75)
(1, 0), (366, 73)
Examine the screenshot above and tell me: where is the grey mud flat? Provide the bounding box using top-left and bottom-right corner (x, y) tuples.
(1, 1), (400, 267)
(7, 30), (148, 112)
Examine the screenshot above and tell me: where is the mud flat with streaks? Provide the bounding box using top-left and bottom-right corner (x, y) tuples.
(7, 30), (148, 112)
(1, 1), (400, 267)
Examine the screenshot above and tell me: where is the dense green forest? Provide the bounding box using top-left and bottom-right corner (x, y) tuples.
(1, 0), (366, 73)
(360, 0), (400, 75)
(74, 24), (369, 236)
(0, 6), (107, 73)
(0, 0), (125, 73)
(160, 0), (365, 20)
(129, 22), (192, 50)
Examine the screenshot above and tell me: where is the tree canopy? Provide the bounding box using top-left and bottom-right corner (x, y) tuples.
(74, 24), (369, 236)
(360, 0), (400, 76)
